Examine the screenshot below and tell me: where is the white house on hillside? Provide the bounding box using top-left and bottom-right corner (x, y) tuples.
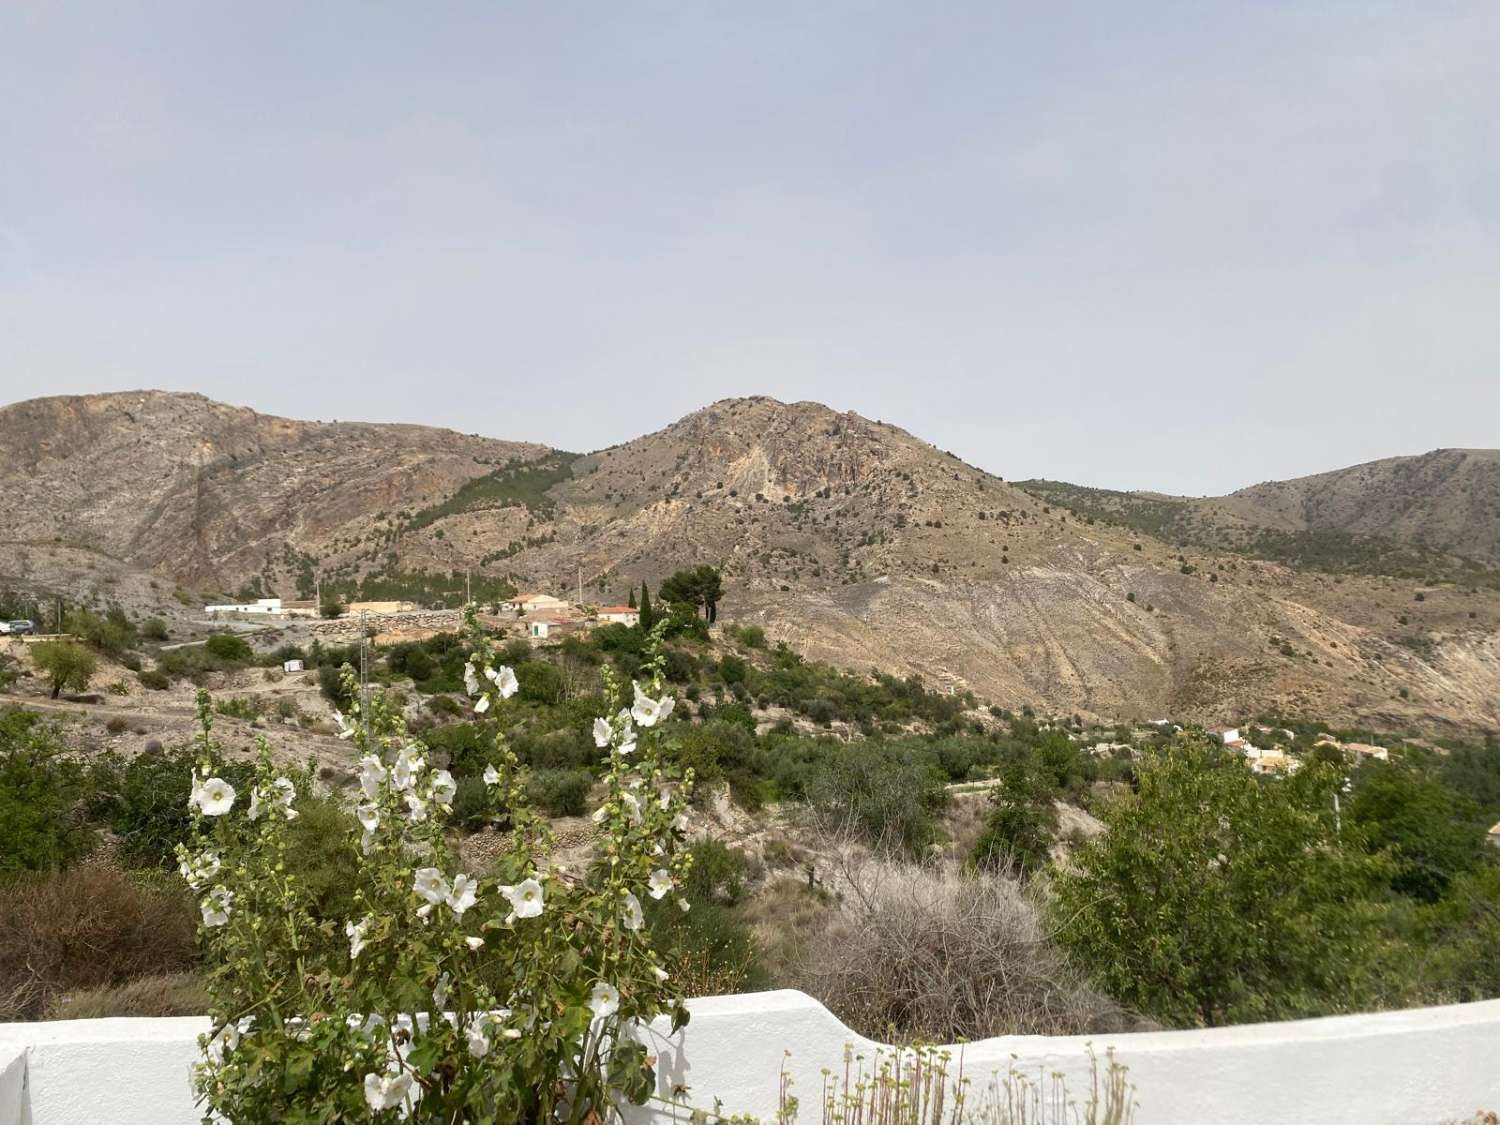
(596, 605), (640, 626)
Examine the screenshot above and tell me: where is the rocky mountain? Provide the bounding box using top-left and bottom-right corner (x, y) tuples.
(2, 391), (1497, 734)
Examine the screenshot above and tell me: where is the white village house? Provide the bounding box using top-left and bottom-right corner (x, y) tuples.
(596, 605), (641, 626)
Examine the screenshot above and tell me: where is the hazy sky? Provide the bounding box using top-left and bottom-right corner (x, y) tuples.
(3, 2), (1496, 495)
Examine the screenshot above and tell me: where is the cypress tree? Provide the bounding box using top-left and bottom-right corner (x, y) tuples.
(638, 584), (654, 631)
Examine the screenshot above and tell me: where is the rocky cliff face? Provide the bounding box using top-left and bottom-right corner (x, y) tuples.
(2, 391), (1497, 734)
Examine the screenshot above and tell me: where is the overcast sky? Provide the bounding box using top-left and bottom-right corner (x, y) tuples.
(2, 2), (1496, 495)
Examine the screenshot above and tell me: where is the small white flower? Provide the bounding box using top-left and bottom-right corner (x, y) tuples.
(178, 850), (220, 891)
(463, 661), (481, 696)
(356, 803), (380, 833)
(502, 1027), (522, 1040)
(363, 1069), (414, 1113)
(474, 694), (490, 714)
(465, 1011), (493, 1057)
(346, 917), (371, 960)
(333, 710), (356, 740)
(447, 873), (478, 917)
(648, 868), (674, 900)
(201, 887), (234, 927)
(619, 728), (638, 756)
(593, 717), (613, 748)
(621, 793), (642, 823)
(588, 982), (620, 1020)
(465, 935), (485, 951)
(246, 787), (262, 822)
(677, 897), (690, 913)
(358, 755), (385, 801)
(404, 793), (429, 823)
(591, 805), (608, 823)
(413, 867), (449, 906)
(622, 891), (644, 932)
(482, 764), (499, 785)
(428, 769), (457, 807)
(653, 966), (670, 983)
(432, 971), (451, 1011)
(487, 665), (519, 699)
(194, 777), (236, 817)
(499, 877), (544, 919)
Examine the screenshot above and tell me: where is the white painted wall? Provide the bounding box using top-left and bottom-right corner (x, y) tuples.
(3, 992), (1500, 1125)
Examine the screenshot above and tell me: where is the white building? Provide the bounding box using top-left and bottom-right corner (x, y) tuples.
(596, 605), (640, 626)
(205, 598), (283, 615)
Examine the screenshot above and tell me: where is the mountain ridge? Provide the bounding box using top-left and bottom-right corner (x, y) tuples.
(2, 390), (1497, 734)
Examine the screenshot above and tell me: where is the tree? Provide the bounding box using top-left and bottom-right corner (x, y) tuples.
(659, 565), (723, 623)
(1348, 763), (1486, 903)
(627, 588), (637, 609)
(638, 583), (655, 632)
(204, 633), (253, 664)
(971, 759), (1056, 878)
(1053, 737), (1391, 1027)
(32, 640), (97, 699)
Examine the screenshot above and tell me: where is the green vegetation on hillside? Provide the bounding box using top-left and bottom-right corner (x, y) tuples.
(402, 451), (577, 532)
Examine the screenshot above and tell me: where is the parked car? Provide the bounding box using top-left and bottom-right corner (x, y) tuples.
(5, 620), (35, 636)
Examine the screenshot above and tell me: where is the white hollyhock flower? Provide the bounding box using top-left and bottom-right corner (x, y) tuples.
(499, 877), (544, 919)
(631, 683), (674, 728)
(622, 891), (644, 932)
(465, 935), (485, 951)
(413, 867), (449, 906)
(653, 966), (670, 983)
(619, 726), (638, 756)
(346, 917), (371, 960)
(474, 694), (490, 714)
(463, 661), (481, 696)
(432, 972), (451, 1011)
(621, 793), (642, 823)
(482, 764), (499, 785)
(390, 745), (423, 791)
(593, 717), (612, 748)
(428, 769), (457, 807)
(356, 803), (380, 833)
(333, 710), (356, 740)
(648, 868), (674, 900)
(487, 665), (519, 699)
(677, 898), (691, 913)
(591, 805), (608, 823)
(194, 778), (236, 817)
(271, 777), (297, 819)
(201, 888), (234, 927)
(363, 1070), (414, 1113)
(358, 755), (385, 801)
(588, 982), (620, 1020)
(178, 851), (220, 891)
(447, 873), (478, 917)
(246, 787), (262, 822)
(465, 1011), (493, 1058)
(404, 793), (429, 823)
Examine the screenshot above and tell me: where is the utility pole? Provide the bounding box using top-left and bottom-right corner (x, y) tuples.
(576, 562), (583, 606)
(358, 610), (370, 735)
(465, 568), (471, 607)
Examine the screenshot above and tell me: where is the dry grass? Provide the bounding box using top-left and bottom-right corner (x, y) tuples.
(786, 860), (1121, 1043)
(0, 863), (199, 1021)
(44, 972), (207, 1019)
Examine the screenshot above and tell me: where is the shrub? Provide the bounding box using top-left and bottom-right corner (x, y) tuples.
(45, 971), (208, 1020)
(807, 742), (946, 856)
(138, 668), (170, 691)
(0, 864), (198, 1020)
(179, 613), (696, 1121)
(0, 712), (94, 875)
(204, 633), (252, 663)
(141, 617), (170, 642)
(793, 861), (1116, 1041)
(1053, 738), (1393, 1027)
(971, 760), (1058, 878)
(105, 716), (129, 735)
(524, 767), (592, 816)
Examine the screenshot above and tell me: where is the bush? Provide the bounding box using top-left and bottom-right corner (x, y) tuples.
(806, 742), (947, 855)
(45, 971), (207, 1019)
(0, 864), (198, 1020)
(204, 633), (252, 663)
(525, 768), (592, 816)
(793, 862), (1116, 1041)
(1053, 738), (1394, 1027)
(138, 668), (170, 691)
(141, 617), (169, 642)
(0, 712), (94, 875)
(95, 743), (252, 871)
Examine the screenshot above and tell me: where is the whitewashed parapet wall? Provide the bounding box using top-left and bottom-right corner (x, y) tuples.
(3, 991), (1500, 1125)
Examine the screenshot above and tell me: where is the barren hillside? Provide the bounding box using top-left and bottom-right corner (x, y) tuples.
(2, 391), (1497, 734)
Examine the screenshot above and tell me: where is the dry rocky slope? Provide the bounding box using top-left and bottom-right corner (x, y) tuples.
(2, 391), (1497, 735)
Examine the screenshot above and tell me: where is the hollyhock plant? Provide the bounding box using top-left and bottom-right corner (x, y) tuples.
(180, 611), (696, 1122)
